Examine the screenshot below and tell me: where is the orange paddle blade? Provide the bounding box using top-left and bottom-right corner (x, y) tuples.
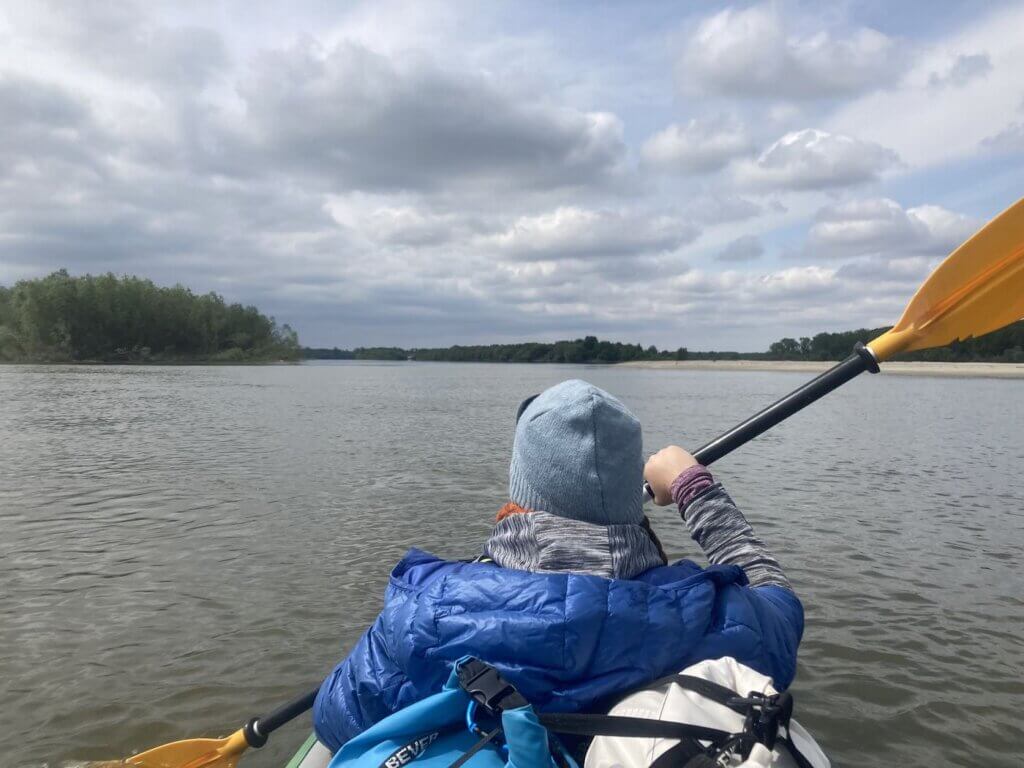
(123, 729), (249, 768)
(869, 196), (1024, 361)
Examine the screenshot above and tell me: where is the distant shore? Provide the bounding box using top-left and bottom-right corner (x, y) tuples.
(619, 359), (1024, 379)
(0, 358), (299, 366)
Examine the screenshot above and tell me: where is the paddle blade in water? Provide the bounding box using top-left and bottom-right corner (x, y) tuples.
(121, 730), (248, 768)
(869, 196), (1024, 361)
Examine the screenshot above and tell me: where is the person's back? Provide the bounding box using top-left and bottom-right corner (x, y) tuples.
(313, 380), (803, 754)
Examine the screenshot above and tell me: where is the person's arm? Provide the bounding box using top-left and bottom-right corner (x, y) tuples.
(644, 446), (790, 589)
(671, 465), (790, 589)
(647, 446), (802, 688)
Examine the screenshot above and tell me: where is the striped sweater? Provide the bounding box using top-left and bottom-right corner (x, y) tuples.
(672, 465), (790, 590)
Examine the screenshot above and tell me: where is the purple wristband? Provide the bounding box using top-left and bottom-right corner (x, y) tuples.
(670, 465), (714, 510)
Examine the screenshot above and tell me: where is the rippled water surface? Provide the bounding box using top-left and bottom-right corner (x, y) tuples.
(1, 362), (1022, 767)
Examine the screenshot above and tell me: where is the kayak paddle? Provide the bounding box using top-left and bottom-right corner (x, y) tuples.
(646, 193), (1024, 496)
(118, 686), (318, 768)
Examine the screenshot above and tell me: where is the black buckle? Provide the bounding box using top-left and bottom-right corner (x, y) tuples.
(727, 691), (792, 751)
(456, 658), (528, 715)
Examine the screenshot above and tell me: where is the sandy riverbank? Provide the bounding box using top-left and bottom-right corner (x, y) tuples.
(619, 359), (1024, 379)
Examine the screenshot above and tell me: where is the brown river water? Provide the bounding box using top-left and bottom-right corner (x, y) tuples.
(1, 362), (1021, 767)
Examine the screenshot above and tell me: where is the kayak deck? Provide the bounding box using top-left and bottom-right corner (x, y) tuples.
(285, 733), (331, 768)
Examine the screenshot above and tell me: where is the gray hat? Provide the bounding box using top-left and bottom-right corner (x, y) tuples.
(509, 379), (644, 525)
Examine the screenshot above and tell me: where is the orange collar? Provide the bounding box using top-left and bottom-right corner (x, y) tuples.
(496, 501), (532, 522)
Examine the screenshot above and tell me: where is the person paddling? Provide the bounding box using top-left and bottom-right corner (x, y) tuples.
(313, 379), (803, 755)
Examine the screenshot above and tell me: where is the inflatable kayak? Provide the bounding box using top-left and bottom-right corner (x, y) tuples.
(285, 734), (331, 768)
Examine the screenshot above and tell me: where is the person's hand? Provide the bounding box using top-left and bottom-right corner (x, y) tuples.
(644, 446), (699, 506)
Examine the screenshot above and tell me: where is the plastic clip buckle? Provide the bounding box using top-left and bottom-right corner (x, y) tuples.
(457, 658), (528, 715)
(727, 691), (792, 751)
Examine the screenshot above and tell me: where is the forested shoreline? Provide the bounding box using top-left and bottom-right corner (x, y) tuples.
(304, 338), (689, 364)
(4, 271), (1019, 365)
(304, 322), (1024, 365)
(764, 324), (1024, 362)
(0, 271), (301, 363)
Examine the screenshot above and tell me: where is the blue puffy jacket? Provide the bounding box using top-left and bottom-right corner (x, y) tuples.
(314, 548), (803, 754)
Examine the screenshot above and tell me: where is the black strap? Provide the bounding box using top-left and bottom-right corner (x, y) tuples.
(647, 675), (811, 753)
(778, 735), (816, 768)
(538, 712), (731, 745)
(648, 738), (706, 767)
(680, 755), (720, 768)
(592, 673), (823, 767)
(447, 727), (501, 768)
(446, 661), (820, 768)
(631, 673), (744, 712)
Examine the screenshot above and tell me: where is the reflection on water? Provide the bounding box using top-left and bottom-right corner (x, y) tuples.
(1, 362), (1021, 767)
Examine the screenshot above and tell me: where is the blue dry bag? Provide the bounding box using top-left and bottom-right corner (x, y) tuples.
(328, 658), (576, 768)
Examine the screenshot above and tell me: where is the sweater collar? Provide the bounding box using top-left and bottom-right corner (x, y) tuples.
(485, 508), (667, 579)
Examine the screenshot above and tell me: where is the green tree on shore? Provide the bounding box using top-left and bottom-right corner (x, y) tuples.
(0, 270), (300, 363)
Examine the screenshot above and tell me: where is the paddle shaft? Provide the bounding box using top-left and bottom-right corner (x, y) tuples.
(243, 687), (319, 748)
(693, 343), (879, 466)
(644, 344), (879, 500)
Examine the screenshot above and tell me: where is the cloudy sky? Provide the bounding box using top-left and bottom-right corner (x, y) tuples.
(2, 1), (1023, 350)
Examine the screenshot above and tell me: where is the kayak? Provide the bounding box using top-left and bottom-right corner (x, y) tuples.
(285, 734), (331, 768)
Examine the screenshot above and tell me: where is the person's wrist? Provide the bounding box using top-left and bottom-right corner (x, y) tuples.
(671, 465), (714, 511)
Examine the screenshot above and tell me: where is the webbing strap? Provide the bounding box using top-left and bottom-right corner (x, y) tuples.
(446, 727), (501, 768)
(778, 735), (817, 768)
(634, 673), (745, 712)
(594, 674), (820, 767)
(538, 712), (731, 744)
(648, 737), (706, 767)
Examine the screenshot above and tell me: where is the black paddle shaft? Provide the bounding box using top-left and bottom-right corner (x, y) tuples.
(691, 343), (880, 467)
(243, 686), (319, 748)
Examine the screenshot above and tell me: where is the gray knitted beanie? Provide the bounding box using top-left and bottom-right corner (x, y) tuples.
(508, 379), (644, 525)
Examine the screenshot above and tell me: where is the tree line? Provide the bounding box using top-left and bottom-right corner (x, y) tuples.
(0, 270), (301, 363)
(303, 337), (690, 363)
(304, 322), (1024, 365)
(767, 323), (1024, 362)
(13, 270), (1010, 365)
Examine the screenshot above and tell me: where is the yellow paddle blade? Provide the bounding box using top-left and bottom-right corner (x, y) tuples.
(869, 196), (1024, 361)
(120, 728), (249, 768)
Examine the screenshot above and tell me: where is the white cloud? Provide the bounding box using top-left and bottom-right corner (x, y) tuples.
(736, 129), (899, 190)
(486, 207), (698, 262)
(232, 41), (629, 193)
(679, 4), (902, 100)
(806, 197), (979, 259)
(981, 122), (1024, 154)
(677, 195), (772, 227)
(324, 197), (491, 247)
(641, 118), (753, 174)
(366, 208), (470, 247)
(927, 52), (992, 89)
(746, 264), (837, 297)
(0, 0), (1017, 351)
(825, 4), (1024, 167)
(716, 235), (764, 263)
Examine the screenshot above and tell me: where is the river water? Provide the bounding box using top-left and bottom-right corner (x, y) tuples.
(1, 362), (1021, 767)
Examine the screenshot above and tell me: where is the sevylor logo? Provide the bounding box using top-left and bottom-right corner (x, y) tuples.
(380, 731), (442, 767)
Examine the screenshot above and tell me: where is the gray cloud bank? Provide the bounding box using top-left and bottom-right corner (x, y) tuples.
(0, 1), (1015, 350)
